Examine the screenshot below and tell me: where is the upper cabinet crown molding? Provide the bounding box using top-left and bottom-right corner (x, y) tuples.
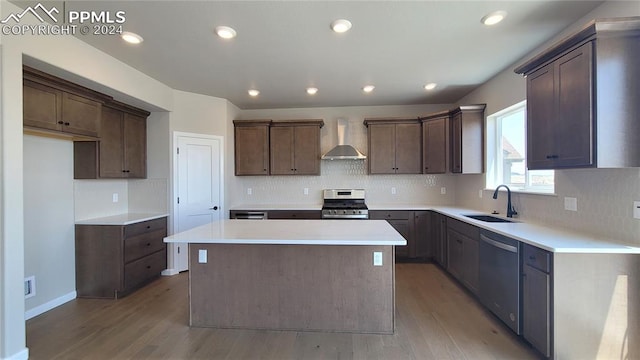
(515, 16), (640, 169)
(271, 119), (324, 128)
(23, 65), (112, 103)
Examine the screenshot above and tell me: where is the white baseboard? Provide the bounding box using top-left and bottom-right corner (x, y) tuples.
(162, 268), (179, 276)
(4, 347), (29, 360)
(3, 347), (29, 360)
(24, 291), (77, 321)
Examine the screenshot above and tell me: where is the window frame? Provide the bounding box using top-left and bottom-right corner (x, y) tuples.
(485, 100), (555, 195)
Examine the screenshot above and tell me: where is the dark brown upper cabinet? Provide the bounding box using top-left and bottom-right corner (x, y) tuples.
(23, 66), (107, 138)
(515, 17), (640, 169)
(74, 101), (149, 179)
(270, 119), (324, 175)
(450, 105), (485, 174)
(420, 112), (448, 174)
(363, 118), (422, 174)
(233, 120), (271, 176)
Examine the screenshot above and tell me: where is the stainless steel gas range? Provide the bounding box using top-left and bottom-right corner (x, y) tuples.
(321, 189), (369, 219)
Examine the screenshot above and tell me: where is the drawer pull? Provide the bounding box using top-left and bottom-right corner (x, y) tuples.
(146, 243), (151, 247)
(146, 265), (151, 269)
(146, 225), (151, 229)
(529, 255), (536, 260)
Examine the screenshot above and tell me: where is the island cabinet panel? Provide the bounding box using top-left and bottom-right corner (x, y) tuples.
(269, 120), (323, 175)
(515, 17), (640, 169)
(233, 120), (271, 175)
(364, 118), (422, 174)
(421, 114), (448, 174)
(189, 244), (395, 334)
(75, 217), (167, 299)
(450, 105), (485, 174)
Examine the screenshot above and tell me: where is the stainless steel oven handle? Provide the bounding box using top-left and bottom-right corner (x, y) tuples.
(480, 234), (518, 253)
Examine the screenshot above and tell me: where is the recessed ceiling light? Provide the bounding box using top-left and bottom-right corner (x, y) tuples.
(215, 26), (237, 39)
(363, 85), (375, 93)
(306, 87), (318, 95)
(248, 89), (260, 97)
(331, 19), (352, 33)
(121, 31), (143, 44)
(424, 83), (437, 90)
(481, 11), (507, 26)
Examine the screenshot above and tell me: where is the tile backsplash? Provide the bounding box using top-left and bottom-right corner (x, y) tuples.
(232, 160), (456, 206)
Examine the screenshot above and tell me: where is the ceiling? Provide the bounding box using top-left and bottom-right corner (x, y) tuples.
(14, 1), (605, 109)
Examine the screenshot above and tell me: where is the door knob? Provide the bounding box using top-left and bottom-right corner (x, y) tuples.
(210, 206), (218, 210)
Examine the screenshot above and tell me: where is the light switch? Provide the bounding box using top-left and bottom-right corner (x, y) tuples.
(441, 187), (446, 195)
(634, 201), (640, 219)
(198, 249), (207, 263)
(391, 187), (397, 195)
(304, 188), (309, 195)
(112, 193), (119, 203)
(247, 188), (252, 195)
(373, 252), (383, 266)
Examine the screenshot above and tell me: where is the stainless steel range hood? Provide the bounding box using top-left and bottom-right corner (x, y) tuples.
(322, 118), (366, 160)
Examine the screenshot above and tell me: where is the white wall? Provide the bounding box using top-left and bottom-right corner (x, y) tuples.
(454, 1), (640, 245)
(232, 104), (456, 209)
(23, 135), (76, 318)
(0, 1), (175, 357)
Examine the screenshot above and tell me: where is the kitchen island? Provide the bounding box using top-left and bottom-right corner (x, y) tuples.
(164, 219), (406, 334)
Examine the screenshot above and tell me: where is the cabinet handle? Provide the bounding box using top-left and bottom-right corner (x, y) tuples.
(146, 265), (151, 269)
(529, 255), (536, 260)
(546, 155), (559, 159)
(263, 169), (267, 171)
(57, 121), (64, 125)
(64, 122), (70, 126)
(146, 225), (151, 229)
(146, 243), (151, 246)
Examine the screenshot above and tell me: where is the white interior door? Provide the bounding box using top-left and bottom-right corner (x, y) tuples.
(174, 134), (223, 272)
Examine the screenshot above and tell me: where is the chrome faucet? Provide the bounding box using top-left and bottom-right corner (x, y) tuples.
(493, 185), (517, 218)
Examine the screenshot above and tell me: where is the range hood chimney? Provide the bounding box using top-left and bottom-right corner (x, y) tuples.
(321, 118), (366, 160)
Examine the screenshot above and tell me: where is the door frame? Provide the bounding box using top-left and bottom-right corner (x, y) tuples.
(164, 131), (224, 276)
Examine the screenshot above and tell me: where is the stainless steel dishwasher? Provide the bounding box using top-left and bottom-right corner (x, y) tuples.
(479, 230), (520, 334)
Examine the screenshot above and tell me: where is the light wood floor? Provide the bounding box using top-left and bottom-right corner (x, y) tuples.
(26, 263), (538, 359)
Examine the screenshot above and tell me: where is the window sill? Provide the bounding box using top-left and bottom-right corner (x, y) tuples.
(483, 188), (557, 197)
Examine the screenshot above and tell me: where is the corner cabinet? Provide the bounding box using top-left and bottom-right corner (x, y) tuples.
(233, 120), (271, 175)
(515, 17), (640, 169)
(369, 210), (430, 260)
(449, 105), (485, 174)
(270, 119), (324, 175)
(75, 217), (167, 299)
(363, 118), (422, 174)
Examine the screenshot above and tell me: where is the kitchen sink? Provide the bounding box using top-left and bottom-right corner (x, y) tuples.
(463, 214), (513, 223)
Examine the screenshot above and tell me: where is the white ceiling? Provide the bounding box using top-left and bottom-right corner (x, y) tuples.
(16, 1), (605, 109)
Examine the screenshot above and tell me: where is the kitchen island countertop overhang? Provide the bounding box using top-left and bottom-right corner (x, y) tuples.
(163, 219), (407, 246)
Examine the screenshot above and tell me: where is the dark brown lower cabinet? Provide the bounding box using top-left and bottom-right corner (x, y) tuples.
(75, 217), (167, 299)
(369, 210), (431, 260)
(522, 244), (552, 358)
(446, 218), (479, 294)
(431, 212), (447, 267)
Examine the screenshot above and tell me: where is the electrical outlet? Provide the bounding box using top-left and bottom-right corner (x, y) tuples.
(247, 188), (252, 195)
(112, 193), (119, 203)
(479, 190), (483, 198)
(391, 187), (397, 195)
(440, 187), (446, 195)
(634, 201), (640, 219)
(304, 188), (309, 195)
(198, 249), (207, 264)
(373, 252), (383, 266)
(564, 197), (578, 212)
(24, 276), (35, 299)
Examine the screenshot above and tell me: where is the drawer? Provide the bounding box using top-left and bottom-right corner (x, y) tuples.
(124, 230), (166, 263)
(267, 210), (322, 219)
(523, 244), (551, 273)
(447, 217), (480, 239)
(124, 217), (167, 238)
(369, 210), (412, 220)
(124, 250), (166, 291)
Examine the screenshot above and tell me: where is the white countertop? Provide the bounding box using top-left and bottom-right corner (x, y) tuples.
(431, 207), (640, 254)
(75, 213), (168, 226)
(164, 219), (407, 246)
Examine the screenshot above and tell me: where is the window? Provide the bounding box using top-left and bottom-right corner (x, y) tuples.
(486, 101), (554, 194)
